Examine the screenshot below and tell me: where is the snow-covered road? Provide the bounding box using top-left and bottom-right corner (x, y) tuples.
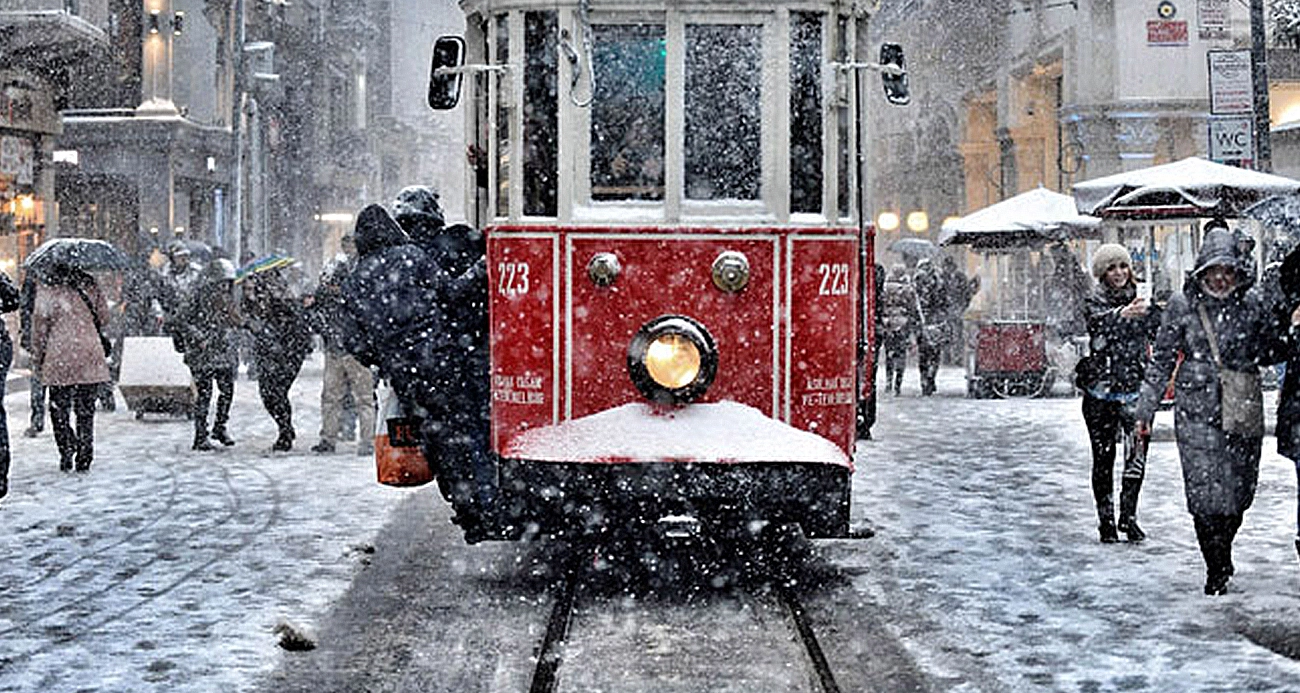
(3, 357), (1300, 691)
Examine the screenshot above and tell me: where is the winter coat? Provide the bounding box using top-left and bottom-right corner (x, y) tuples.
(241, 273), (312, 369)
(340, 204), (449, 397)
(409, 221), (489, 402)
(879, 276), (920, 338)
(30, 278), (111, 387)
(913, 264), (947, 329)
(309, 255), (357, 355)
(1077, 281), (1160, 398)
(1136, 230), (1285, 517)
(172, 276), (241, 373)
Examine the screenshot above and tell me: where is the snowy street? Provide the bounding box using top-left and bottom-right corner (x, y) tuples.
(2, 359), (1300, 691)
(844, 365), (1300, 691)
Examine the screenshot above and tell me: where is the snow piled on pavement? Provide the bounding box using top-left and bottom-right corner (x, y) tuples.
(849, 366), (1300, 691)
(0, 355), (420, 692)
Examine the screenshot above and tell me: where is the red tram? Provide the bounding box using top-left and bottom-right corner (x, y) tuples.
(424, 0), (906, 540)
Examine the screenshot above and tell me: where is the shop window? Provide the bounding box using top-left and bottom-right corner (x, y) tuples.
(685, 24), (761, 201)
(590, 24), (666, 201)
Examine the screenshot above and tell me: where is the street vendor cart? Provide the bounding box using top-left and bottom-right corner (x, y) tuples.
(939, 187), (1100, 398)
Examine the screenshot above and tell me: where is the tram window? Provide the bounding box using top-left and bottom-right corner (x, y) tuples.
(790, 12), (823, 214)
(591, 24), (666, 201)
(685, 24), (762, 201)
(495, 14), (509, 218)
(524, 11), (558, 217)
(835, 15), (851, 220)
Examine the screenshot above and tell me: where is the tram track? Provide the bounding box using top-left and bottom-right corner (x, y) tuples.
(527, 528), (845, 693)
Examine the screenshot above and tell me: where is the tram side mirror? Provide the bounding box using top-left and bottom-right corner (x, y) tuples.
(427, 36), (466, 110)
(879, 43), (909, 106)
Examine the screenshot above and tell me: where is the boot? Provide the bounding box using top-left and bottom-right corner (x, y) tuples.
(1117, 476), (1146, 542)
(1294, 536), (1300, 565)
(271, 430), (294, 452)
(1097, 497), (1119, 543)
(211, 426), (235, 447)
(0, 451), (8, 499)
(192, 416), (214, 451)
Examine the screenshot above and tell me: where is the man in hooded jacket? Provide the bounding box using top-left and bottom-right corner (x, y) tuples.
(342, 203), (497, 542)
(1136, 228), (1287, 595)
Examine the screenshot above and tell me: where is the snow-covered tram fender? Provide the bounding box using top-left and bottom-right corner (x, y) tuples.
(488, 225), (858, 536)
(425, 0), (907, 539)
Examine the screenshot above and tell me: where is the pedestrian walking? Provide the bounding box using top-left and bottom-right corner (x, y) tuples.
(1045, 242), (1090, 341)
(1269, 242), (1300, 565)
(19, 272), (46, 438)
(1135, 229), (1286, 595)
(30, 264), (112, 473)
(0, 270), (21, 497)
(1076, 244), (1160, 543)
(940, 255), (978, 365)
(913, 258), (948, 396)
(241, 266), (311, 452)
(171, 259), (240, 451)
(308, 234), (375, 457)
(879, 263), (919, 396)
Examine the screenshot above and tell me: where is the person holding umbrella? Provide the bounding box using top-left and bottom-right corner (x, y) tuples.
(239, 261), (311, 452)
(30, 262), (113, 473)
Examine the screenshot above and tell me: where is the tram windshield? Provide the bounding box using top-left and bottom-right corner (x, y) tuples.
(591, 24), (666, 201)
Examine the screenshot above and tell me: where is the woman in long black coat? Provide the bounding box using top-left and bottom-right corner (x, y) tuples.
(1078, 244), (1160, 543)
(1136, 228), (1287, 595)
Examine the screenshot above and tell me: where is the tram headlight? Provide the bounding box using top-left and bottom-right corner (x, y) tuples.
(627, 315), (718, 405)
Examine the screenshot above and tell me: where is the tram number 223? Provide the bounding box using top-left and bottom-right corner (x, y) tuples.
(817, 263), (850, 296)
(497, 261), (530, 297)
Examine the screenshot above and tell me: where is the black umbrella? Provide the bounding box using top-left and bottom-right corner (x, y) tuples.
(24, 238), (131, 274)
(888, 237), (939, 259)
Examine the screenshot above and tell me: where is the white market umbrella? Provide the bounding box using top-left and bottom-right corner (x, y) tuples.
(937, 187), (1100, 249)
(1072, 156), (1300, 219)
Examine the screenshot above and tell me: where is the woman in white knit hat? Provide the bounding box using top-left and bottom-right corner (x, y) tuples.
(1076, 243), (1161, 544)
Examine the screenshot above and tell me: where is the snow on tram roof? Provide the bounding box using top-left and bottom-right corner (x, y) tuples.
(503, 400), (851, 466)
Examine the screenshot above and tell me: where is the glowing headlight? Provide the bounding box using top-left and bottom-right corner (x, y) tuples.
(627, 315), (718, 405)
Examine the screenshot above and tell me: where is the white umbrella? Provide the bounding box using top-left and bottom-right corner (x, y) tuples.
(1073, 156), (1300, 219)
(938, 187), (1100, 248)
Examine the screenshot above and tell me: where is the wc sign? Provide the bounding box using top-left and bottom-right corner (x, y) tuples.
(1208, 116), (1253, 163)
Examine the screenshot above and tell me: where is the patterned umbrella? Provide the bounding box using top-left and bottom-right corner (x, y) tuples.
(235, 254), (295, 283)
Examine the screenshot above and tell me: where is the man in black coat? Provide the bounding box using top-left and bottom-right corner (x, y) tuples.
(241, 266), (312, 452)
(343, 203), (497, 542)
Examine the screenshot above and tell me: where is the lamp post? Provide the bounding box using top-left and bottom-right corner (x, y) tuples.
(1252, 0), (1272, 171)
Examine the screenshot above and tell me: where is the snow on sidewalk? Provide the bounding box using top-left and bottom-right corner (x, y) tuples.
(0, 353), (422, 692)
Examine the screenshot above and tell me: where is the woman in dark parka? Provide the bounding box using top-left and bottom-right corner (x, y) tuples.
(1078, 244), (1161, 543)
(1135, 228), (1287, 595)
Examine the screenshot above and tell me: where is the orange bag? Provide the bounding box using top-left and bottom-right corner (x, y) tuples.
(374, 382), (433, 487)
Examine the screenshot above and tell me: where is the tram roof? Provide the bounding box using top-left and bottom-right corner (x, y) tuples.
(460, 0), (868, 15)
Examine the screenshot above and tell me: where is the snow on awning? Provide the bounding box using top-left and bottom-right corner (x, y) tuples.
(938, 187), (1100, 249)
(503, 401), (851, 467)
(1072, 157), (1300, 219)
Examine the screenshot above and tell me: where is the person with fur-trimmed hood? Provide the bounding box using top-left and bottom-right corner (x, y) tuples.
(1077, 244), (1161, 544)
(1135, 228), (1287, 595)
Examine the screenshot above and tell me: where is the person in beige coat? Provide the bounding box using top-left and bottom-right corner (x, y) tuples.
(30, 264), (111, 472)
